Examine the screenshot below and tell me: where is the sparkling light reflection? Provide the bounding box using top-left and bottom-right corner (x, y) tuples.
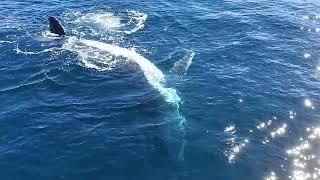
(304, 53), (311, 59)
(265, 172), (278, 180)
(270, 123), (287, 138)
(286, 127), (320, 180)
(304, 99), (315, 109)
(224, 125), (250, 163)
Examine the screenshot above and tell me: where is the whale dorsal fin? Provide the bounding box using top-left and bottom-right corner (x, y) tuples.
(48, 16), (66, 36)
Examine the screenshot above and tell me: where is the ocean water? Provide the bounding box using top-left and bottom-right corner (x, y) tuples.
(1, 0), (320, 179)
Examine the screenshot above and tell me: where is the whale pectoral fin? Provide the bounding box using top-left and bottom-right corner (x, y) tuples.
(169, 50), (195, 77)
(48, 16), (66, 36)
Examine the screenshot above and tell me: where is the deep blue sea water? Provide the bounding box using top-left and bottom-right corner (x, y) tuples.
(1, 0), (320, 179)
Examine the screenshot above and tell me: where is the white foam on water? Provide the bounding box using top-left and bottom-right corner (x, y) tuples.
(0, 40), (15, 44)
(63, 37), (181, 104)
(64, 10), (147, 35)
(123, 10), (148, 34)
(15, 43), (58, 55)
(0, 40), (15, 48)
(41, 31), (64, 39)
(76, 12), (123, 30)
(170, 50), (195, 76)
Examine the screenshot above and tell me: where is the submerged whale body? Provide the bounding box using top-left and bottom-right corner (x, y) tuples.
(48, 16), (66, 36)
(45, 14), (186, 160)
(47, 16), (181, 105)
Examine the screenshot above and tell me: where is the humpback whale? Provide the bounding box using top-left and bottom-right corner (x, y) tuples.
(48, 16), (66, 36)
(44, 15), (186, 160)
(46, 16), (181, 104)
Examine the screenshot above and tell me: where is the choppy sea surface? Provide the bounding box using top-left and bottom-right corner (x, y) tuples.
(1, 0), (320, 179)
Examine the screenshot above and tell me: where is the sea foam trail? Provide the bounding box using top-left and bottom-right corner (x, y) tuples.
(63, 37), (181, 104)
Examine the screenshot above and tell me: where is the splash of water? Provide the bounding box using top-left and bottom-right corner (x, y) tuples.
(63, 10), (147, 36)
(76, 12), (123, 29)
(123, 10), (148, 34)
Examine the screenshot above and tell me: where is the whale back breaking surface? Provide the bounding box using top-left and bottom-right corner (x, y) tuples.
(48, 16), (66, 36)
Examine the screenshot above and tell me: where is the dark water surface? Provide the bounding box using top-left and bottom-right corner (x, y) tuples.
(1, 0), (320, 179)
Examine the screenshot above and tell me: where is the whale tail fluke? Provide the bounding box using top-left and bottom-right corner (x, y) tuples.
(48, 16), (66, 36)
